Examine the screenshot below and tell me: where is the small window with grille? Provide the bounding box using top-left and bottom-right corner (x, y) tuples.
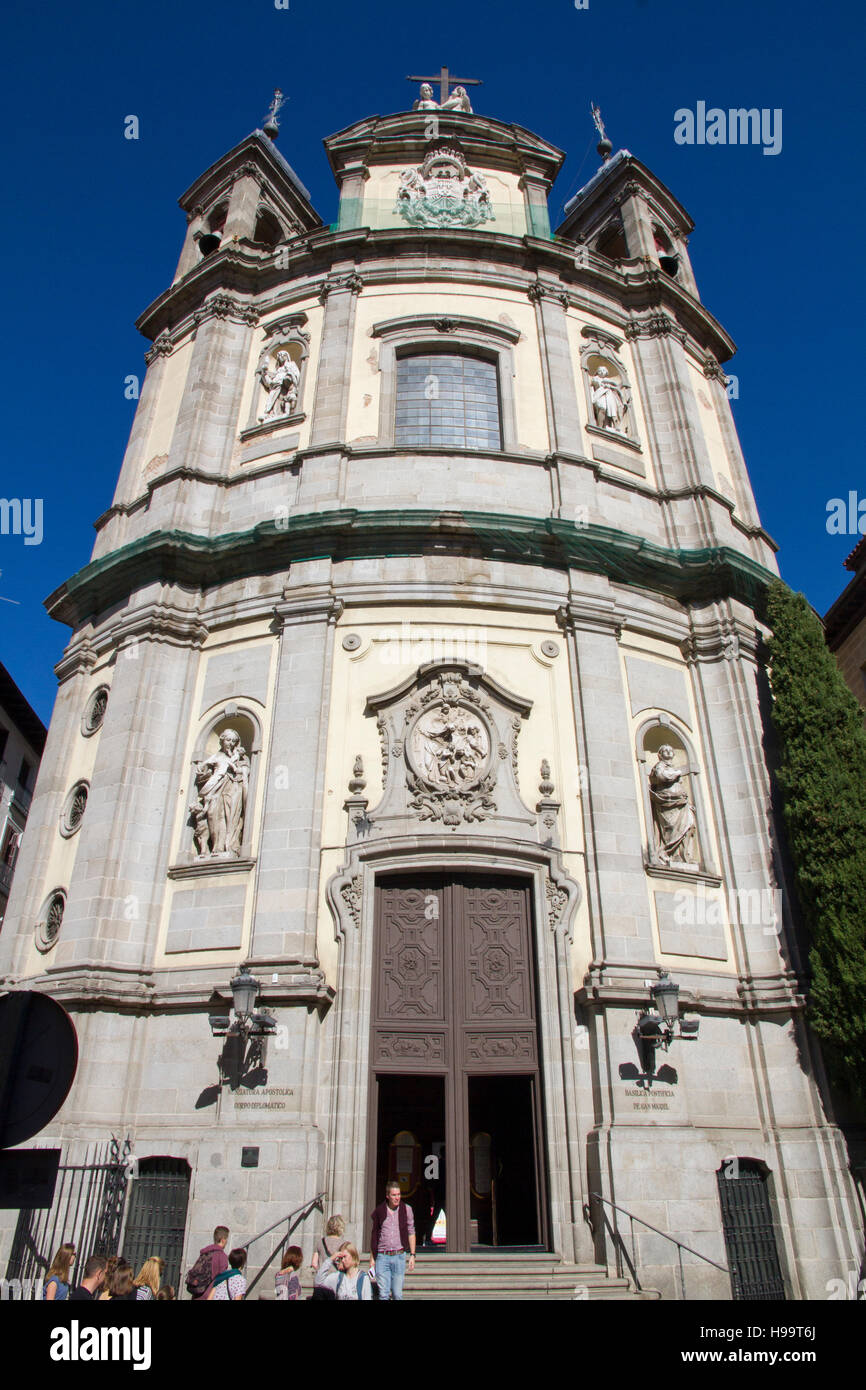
(395, 352), (501, 450)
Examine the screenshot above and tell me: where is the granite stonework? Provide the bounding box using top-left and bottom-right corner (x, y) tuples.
(0, 105), (861, 1300)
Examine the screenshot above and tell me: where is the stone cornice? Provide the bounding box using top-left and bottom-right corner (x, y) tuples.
(577, 963), (806, 1016)
(3, 959), (333, 1013)
(96, 447), (775, 557)
(135, 224), (736, 367)
(45, 508), (778, 630)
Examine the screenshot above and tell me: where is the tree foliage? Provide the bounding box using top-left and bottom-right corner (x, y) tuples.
(766, 579), (866, 1102)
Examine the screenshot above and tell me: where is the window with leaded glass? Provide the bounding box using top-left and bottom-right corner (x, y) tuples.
(395, 353), (501, 450)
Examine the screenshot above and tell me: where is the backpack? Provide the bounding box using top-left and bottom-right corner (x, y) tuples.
(336, 1270), (369, 1300)
(185, 1249), (214, 1299)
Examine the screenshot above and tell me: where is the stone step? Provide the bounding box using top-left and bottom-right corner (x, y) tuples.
(256, 1254), (661, 1301)
(378, 1253), (661, 1301)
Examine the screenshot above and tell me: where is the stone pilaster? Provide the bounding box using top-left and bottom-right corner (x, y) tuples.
(51, 622), (203, 971)
(167, 298), (258, 479)
(110, 334), (175, 509)
(560, 586), (652, 965)
(249, 577), (342, 961)
(0, 655), (95, 977)
(310, 273), (363, 446)
(528, 284), (581, 457)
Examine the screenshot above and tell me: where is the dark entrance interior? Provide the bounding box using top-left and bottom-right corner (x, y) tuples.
(368, 874), (548, 1252)
(468, 1075), (539, 1247)
(376, 1074), (446, 1248)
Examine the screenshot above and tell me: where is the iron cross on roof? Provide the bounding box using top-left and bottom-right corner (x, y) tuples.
(406, 66), (483, 105)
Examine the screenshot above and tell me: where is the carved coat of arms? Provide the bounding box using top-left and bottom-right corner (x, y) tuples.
(395, 146), (495, 230)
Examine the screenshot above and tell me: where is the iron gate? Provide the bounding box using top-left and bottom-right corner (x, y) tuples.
(716, 1159), (786, 1300)
(6, 1136), (131, 1290)
(122, 1157), (191, 1293)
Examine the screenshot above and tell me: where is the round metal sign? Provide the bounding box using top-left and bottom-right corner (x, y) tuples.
(0, 992), (78, 1149)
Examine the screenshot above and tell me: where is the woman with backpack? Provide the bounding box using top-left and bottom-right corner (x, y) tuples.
(208, 1247), (247, 1301)
(334, 1243), (373, 1301)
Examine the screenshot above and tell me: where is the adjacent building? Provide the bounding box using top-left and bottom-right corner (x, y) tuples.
(0, 664), (46, 929)
(825, 535), (866, 718)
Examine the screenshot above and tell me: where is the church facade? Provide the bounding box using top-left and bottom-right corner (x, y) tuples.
(1, 83), (862, 1299)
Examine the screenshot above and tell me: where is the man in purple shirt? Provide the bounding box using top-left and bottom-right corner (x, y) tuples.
(369, 1181), (416, 1300)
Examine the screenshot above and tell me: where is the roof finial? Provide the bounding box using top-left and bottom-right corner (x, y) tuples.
(591, 101), (613, 162)
(263, 88), (286, 140)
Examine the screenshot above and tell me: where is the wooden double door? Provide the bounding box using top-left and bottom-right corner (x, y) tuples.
(368, 874), (548, 1251)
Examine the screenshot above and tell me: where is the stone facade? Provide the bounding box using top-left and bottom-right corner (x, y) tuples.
(0, 103), (862, 1301)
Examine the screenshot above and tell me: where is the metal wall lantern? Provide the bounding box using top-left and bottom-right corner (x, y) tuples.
(208, 967), (277, 1045)
(637, 971), (699, 1072)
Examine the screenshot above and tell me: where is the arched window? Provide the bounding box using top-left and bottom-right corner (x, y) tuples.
(395, 351), (501, 450)
(253, 206), (283, 248)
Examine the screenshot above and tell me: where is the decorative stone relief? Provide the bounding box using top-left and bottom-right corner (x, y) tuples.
(545, 877), (569, 930)
(81, 686), (109, 737)
(624, 313), (687, 345)
(36, 889), (66, 952)
(648, 744), (699, 868)
(395, 145), (494, 230)
(340, 874), (363, 928)
(144, 329), (174, 365)
(189, 728), (250, 858)
(59, 781), (89, 839)
(406, 691), (497, 825)
(193, 293), (259, 329)
(363, 662), (534, 838)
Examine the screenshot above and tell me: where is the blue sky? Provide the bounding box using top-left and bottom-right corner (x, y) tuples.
(2, 0), (864, 723)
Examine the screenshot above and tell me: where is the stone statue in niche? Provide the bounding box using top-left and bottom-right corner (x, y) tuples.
(190, 728), (250, 857)
(648, 745), (698, 866)
(257, 349), (300, 422)
(589, 364), (629, 433)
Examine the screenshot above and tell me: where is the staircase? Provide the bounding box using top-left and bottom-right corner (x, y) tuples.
(399, 1252), (660, 1301)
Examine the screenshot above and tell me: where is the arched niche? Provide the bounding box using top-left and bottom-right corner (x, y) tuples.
(178, 703), (263, 868)
(245, 314), (310, 434)
(636, 715), (717, 879)
(580, 342), (636, 444)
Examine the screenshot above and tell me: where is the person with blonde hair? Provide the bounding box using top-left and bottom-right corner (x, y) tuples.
(42, 1243), (76, 1300)
(133, 1255), (165, 1300)
(334, 1242), (373, 1301)
(311, 1212), (346, 1274)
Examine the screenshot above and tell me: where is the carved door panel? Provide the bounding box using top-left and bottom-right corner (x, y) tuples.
(370, 875), (546, 1251)
(372, 880), (447, 1069)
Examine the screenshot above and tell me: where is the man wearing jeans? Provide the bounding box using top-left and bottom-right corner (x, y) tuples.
(369, 1181), (416, 1300)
